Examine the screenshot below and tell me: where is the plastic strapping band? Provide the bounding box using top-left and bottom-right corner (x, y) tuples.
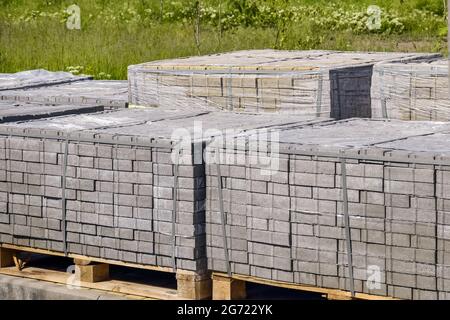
(376, 66), (447, 77)
(277, 146), (450, 167)
(112, 143), (120, 253)
(437, 164), (444, 298)
(334, 72), (342, 119)
(0, 131), (171, 149)
(409, 73), (415, 120)
(203, 72), (207, 102)
(171, 148), (180, 272)
(43, 138), (50, 241)
(316, 73), (323, 117)
(150, 144), (156, 258)
(7, 135), (13, 237)
(132, 70), (139, 105)
(227, 68), (233, 111)
(156, 71), (160, 106)
(433, 67), (438, 119)
(136, 68), (322, 76)
(216, 146), (231, 276)
(380, 69), (388, 119)
(61, 137), (69, 256)
(340, 156), (355, 297)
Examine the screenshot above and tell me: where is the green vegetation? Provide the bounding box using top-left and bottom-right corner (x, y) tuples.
(0, 0), (448, 79)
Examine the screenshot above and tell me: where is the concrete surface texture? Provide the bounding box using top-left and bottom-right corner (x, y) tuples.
(0, 80), (129, 109)
(128, 50), (440, 118)
(0, 274), (129, 300)
(205, 118), (450, 300)
(372, 58), (450, 121)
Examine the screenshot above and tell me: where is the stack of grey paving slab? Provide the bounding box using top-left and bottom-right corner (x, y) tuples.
(0, 106), (323, 274)
(0, 69), (109, 121)
(0, 80), (128, 109)
(0, 69), (91, 91)
(373, 133), (450, 300)
(205, 118), (450, 299)
(0, 100), (104, 123)
(128, 50), (438, 119)
(372, 58), (448, 120)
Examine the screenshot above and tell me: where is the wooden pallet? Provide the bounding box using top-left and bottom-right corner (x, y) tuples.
(212, 273), (398, 300)
(0, 245), (211, 300)
(0, 245), (399, 300)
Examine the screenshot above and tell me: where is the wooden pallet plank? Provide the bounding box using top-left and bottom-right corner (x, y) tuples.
(212, 273), (246, 300)
(176, 271), (212, 300)
(213, 273), (398, 301)
(0, 245), (212, 300)
(0, 266), (183, 300)
(75, 263), (110, 283)
(0, 247), (15, 268)
(0, 243), (174, 274)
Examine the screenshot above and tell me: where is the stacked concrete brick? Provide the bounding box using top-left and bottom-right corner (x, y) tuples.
(0, 69), (90, 91)
(371, 58), (449, 120)
(205, 119), (450, 299)
(0, 80), (128, 109)
(0, 100), (104, 123)
(129, 50), (438, 119)
(0, 108), (206, 272)
(375, 133), (450, 299)
(0, 107), (321, 274)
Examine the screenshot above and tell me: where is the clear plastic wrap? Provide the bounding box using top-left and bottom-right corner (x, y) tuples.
(0, 80), (128, 109)
(0, 69), (90, 91)
(372, 59), (449, 121)
(129, 50), (438, 118)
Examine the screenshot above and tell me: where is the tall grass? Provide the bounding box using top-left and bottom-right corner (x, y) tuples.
(0, 0), (447, 79)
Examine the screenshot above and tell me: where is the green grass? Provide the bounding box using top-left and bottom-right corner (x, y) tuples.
(0, 0), (448, 79)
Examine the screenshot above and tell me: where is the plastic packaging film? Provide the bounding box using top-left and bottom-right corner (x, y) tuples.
(372, 59), (450, 121)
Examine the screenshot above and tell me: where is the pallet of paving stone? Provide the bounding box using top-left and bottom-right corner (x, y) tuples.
(0, 108), (208, 274)
(372, 58), (449, 121)
(128, 50), (439, 119)
(0, 107), (325, 281)
(0, 69), (91, 91)
(369, 132), (450, 300)
(0, 80), (128, 109)
(0, 100), (104, 123)
(205, 118), (450, 300)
